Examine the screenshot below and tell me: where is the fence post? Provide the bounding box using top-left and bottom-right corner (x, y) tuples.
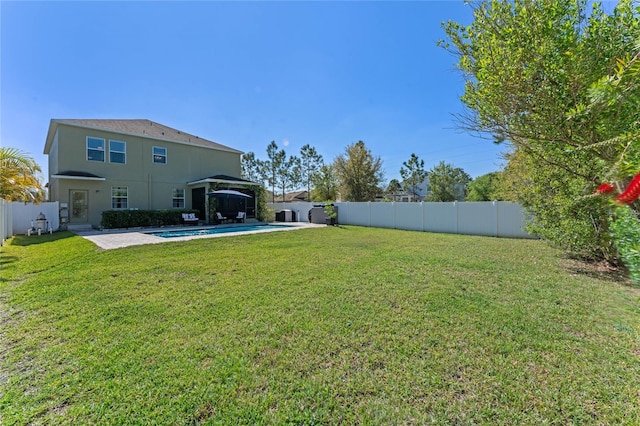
(392, 201), (396, 229)
(494, 201), (499, 237)
(454, 201), (459, 234)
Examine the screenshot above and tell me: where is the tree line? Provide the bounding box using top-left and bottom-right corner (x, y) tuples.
(241, 140), (494, 203)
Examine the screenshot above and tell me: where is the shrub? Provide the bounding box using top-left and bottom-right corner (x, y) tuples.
(609, 206), (640, 285)
(101, 209), (199, 229)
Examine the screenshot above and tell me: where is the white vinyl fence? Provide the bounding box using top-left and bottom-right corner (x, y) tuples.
(269, 201), (534, 239)
(4, 202), (61, 239)
(0, 199), (11, 246)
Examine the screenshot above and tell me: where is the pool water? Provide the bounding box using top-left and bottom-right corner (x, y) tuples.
(149, 224), (292, 238)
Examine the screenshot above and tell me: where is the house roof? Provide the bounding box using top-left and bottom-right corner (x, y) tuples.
(273, 190), (310, 203)
(44, 119), (243, 155)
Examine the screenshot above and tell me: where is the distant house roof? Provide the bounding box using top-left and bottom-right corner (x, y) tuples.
(273, 190), (310, 203)
(44, 119), (243, 155)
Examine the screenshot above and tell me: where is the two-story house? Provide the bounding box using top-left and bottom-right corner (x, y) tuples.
(44, 119), (256, 228)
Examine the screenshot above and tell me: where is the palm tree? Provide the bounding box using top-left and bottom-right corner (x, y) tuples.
(0, 147), (45, 202)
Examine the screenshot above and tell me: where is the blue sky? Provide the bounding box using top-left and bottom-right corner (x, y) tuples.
(2, 0), (508, 185)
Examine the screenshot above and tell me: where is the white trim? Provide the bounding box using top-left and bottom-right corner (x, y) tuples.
(51, 174), (106, 181)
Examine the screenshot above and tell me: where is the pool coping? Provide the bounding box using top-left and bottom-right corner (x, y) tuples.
(71, 222), (324, 250)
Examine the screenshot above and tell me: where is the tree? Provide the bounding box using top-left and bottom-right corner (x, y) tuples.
(440, 0), (640, 260)
(399, 153), (427, 201)
(0, 147), (45, 202)
(240, 152), (264, 183)
(276, 155), (302, 201)
(333, 141), (384, 202)
(263, 141), (285, 203)
(311, 164), (338, 201)
(299, 144), (324, 201)
(425, 161), (471, 202)
(385, 179), (402, 201)
(466, 172), (502, 201)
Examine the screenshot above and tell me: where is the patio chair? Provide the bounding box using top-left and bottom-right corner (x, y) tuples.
(235, 212), (245, 223)
(181, 213), (199, 225)
(216, 212), (229, 224)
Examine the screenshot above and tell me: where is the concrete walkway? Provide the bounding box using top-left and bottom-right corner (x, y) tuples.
(71, 222), (324, 250)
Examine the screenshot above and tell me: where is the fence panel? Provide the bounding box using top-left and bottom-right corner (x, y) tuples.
(340, 202), (370, 226)
(370, 202), (394, 229)
(458, 202), (498, 236)
(497, 202), (532, 238)
(395, 202), (423, 231)
(424, 202), (458, 234)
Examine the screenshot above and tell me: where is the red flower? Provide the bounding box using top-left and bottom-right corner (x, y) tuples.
(596, 183), (615, 194)
(615, 172), (640, 205)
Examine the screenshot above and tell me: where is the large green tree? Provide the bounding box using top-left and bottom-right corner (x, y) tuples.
(441, 0), (640, 261)
(399, 153), (427, 201)
(425, 161), (471, 202)
(0, 147), (45, 202)
(333, 141), (384, 202)
(385, 179), (402, 201)
(311, 164), (338, 201)
(466, 172), (502, 201)
(240, 152), (264, 183)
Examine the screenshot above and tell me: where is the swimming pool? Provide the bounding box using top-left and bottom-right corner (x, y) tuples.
(148, 224), (293, 238)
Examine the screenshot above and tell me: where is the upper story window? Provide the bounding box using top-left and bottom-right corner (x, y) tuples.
(172, 188), (185, 208)
(109, 140), (126, 164)
(87, 137), (105, 162)
(153, 146), (167, 164)
(111, 186), (128, 209)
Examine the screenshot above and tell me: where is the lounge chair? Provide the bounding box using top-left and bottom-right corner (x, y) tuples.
(181, 213), (199, 225)
(235, 212), (245, 223)
(216, 212), (229, 224)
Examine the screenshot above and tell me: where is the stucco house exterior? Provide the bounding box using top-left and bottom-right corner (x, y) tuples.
(44, 119), (256, 228)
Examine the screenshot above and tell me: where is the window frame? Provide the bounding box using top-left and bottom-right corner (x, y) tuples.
(111, 186), (128, 209)
(87, 137), (105, 162)
(153, 146), (167, 164)
(109, 140), (126, 164)
(172, 188), (185, 208)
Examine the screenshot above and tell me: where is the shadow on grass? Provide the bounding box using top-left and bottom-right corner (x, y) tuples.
(6, 231), (76, 247)
(564, 257), (633, 286)
(0, 255), (18, 268)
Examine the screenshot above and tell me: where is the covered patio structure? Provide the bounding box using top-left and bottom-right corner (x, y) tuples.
(187, 174), (260, 224)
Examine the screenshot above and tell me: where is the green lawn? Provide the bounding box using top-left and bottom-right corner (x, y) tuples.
(1, 227), (639, 424)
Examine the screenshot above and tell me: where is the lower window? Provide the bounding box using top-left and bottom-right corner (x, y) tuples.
(111, 186), (128, 209)
(172, 188), (185, 208)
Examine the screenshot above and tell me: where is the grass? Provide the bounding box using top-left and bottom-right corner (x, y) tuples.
(1, 226), (639, 424)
